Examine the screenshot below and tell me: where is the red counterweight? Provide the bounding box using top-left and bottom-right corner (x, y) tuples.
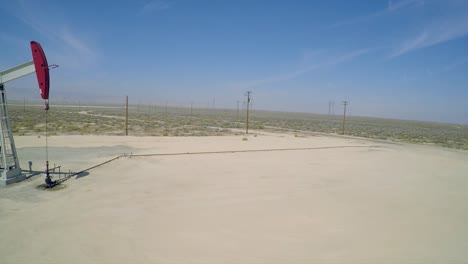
(30, 41), (50, 100)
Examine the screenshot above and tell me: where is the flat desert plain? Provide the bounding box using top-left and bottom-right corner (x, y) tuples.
(1, 132), (468, 264)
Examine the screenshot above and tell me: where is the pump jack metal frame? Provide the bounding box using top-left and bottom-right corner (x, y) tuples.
(0, 61), (36, 185)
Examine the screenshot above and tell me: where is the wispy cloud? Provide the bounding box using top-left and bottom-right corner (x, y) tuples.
(47, 28), (98, 69)
(10, 2), (56, 39)
(327, 0), (423, 29)
(391, 31), (428, 57)
(325, 48), (372, 65)
(300, 49), (326, 64)
(327, 11), (385, 29)
(139, 0), (170, 16)
(0, 33), (32, 65)
(443, 57), (468, 72)
(390, 16), (468, 58)
(388, 0), (424, 11)
(9, 0), (98, 68)
(230, 48), (373, 89)
(60, 29), (94, 58)
(0, 33), (29, 50)
(231, 65), (320, 89)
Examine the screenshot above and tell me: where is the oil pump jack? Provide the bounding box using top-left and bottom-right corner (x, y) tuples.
(0, 41), (55, 185)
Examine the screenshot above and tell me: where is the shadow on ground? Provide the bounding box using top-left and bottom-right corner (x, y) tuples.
(75, 171), (90, 179)
(35, 183), (67, 191)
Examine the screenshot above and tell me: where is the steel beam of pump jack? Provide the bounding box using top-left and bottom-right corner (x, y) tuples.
(0, 41), (56, 185)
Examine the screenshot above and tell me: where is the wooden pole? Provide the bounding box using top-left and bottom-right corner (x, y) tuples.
(236, 101), (240, 122)
(245, 92), (251, 134)
(342, 101), (348, 135)
(125, 96), (128, 136)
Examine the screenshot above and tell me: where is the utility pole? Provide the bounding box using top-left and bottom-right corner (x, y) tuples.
(125, 96), (129, 136)
(328, 100), (335, 117)
(245, 91), (252, 134)
(190, 102), (193, 117)
(165, 101), (168, 116)
(332, 101), (335, 116)
(341, 100), (348, 135)
(236, 101), (240, 122)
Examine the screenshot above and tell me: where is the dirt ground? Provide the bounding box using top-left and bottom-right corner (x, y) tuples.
(1, 132), (468, 264)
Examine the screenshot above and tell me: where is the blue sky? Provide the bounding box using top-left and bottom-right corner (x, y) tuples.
(1, 0), (468, 124)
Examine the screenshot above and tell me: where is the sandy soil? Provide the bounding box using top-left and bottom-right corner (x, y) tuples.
(1, 132), (468, 264)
